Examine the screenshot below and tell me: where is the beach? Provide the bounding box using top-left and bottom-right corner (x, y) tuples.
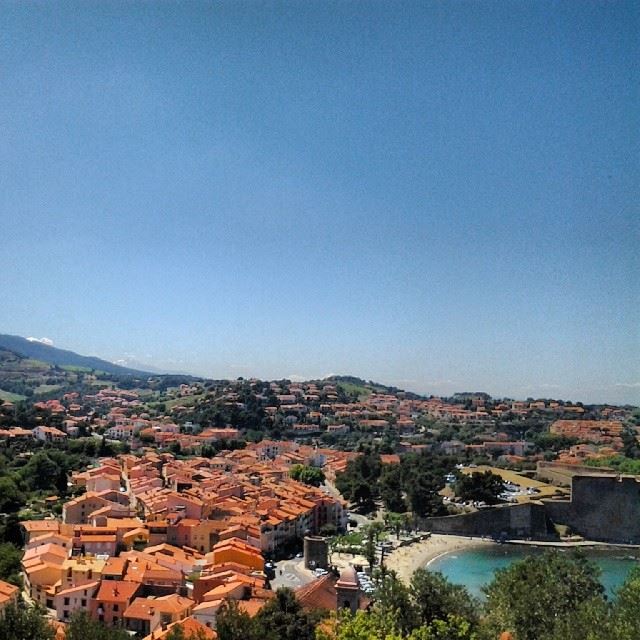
(384, 534), (495, 583)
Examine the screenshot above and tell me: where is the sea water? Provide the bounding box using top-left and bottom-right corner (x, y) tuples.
(427, 545), (639, 600)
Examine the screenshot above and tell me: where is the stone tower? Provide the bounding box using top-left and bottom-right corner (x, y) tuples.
(335, 565), (360, 613)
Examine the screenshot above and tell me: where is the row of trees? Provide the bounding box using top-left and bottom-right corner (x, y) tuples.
(3, 590), (324, 640)
(215, 552), (640, 640)
(2, 553), (638, 640)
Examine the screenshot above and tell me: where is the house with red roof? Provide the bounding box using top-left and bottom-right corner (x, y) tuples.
(90, 580), (141, 628)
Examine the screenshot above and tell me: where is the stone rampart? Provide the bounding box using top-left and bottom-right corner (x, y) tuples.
(543, 474), (640, 543)
(420, 503), (552, 539)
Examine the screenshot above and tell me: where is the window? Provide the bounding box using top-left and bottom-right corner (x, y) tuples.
(113, 604), (118, 612)
(81, 599), (87, 607)
(64, 598), (70, 606)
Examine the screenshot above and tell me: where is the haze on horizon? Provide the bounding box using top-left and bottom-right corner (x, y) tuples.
(1, 2), (638, 405)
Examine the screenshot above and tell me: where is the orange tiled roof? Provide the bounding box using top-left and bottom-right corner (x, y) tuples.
(95, 580), (140, 603)
(0, 579), (18, 605)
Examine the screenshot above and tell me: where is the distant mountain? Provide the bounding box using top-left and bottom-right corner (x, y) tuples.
(0, 334), (151, 376)
(111, 356), (193, 377)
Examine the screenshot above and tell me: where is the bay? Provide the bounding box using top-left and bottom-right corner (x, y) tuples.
(427, 544), (639, 600)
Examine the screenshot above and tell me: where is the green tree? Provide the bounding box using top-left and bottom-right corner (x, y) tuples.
(544, 597), (611, 640)
(363, 530), (377, 572)
(216, 599), (259, 640)
(610, 566), (640, 639)
(0, 604), (55, 640)
(335, 454), (382, 509)
(374, 571), (419, 636)
(406, 472), (445, 518)
(408, 616), (476, 640)
(621, 430), (640, 459)
(19, 452), (60, 491)
(55, 466), (69, 495)
(66, 611), (130, 640)
(410, 569), (478, 628)
(254, 587), (319, 640)
(353, 482), (375, 512)
(290, 464), (326, 487)
(164, 623), (211, 640)
(0, 542), (22, 585)
(380, 464), (406, 513)
(332, 609), (402, 640)
(454, 471), (503, 505)
(0, 476), (25, 513)
(384, 512), (407, 540)
(481, 551), (604, 640)
(363, 521), (385, 543)
(320, 523), (338, 536)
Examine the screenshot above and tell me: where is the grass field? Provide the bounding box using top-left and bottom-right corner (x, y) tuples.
(163, 394), (202, 410)
(21, 358), (50, 370)
(0, 389), (27, 402)
(461, 465), (569, 502)
(337, 382), (371, 399)
(34, 384), (63, 394)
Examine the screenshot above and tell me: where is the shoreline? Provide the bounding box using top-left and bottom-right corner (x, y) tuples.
(383, 535), (640, 583)
(504, 539), (640, 550)
(384, 534), (494, 583)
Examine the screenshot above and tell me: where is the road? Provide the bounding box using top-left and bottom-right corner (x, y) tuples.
(321, 480), (376, 529)
(267, 482), (378, 591)
(270, 557), (316, 590)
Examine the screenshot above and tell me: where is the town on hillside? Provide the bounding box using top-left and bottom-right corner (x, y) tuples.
(0, 361), (638, 639)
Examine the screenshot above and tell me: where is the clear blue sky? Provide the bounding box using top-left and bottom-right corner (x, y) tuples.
(1, 1), (638, 404)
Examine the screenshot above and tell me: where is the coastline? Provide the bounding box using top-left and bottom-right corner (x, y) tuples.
(384, 535), (640, 584)
(384, 534), (495, 583)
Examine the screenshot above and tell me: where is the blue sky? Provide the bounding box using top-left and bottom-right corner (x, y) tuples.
(1, 1), (638, 404)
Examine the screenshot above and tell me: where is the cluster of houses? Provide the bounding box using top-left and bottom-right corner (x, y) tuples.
(19, 442), (351, 638)
(1, 378), (634, 465)
(550, 419), (625, 448)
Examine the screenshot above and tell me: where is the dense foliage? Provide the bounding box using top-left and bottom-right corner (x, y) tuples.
(1, 554), (638, 640)
(454, 471), (504, 505)
(335, 451), (455, 517)
(289, 464), (326, 486)
(585, 455), (640, 475)
(66, 611), (131, 640)
(480, 551), (604, 640)
(319, 552), (640, 640)
(216, 588), (321, 640)
(0, 605), (56, 640)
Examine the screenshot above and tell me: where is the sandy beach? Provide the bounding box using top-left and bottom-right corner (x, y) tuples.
(384, 534), (495, 583)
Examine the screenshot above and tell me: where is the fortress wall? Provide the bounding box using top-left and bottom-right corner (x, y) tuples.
(559, 475), (640, 543)
(420, 503), (552, 539)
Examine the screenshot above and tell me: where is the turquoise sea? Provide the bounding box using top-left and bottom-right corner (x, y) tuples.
(427, 545), (639, 600)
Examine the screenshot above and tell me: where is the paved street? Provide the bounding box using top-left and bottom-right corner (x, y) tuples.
(322, 480), (377, 529)
(270, 557), (316, 590)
